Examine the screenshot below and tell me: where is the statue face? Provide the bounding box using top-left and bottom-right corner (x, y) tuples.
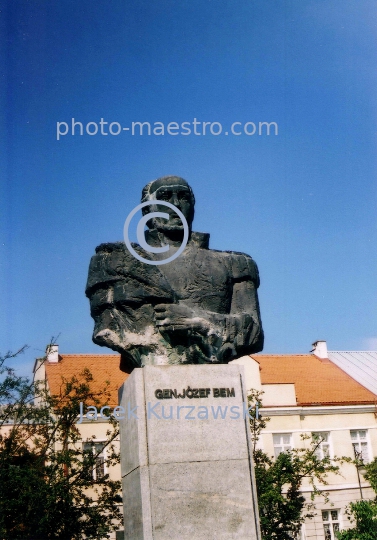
(152, 184), (193, 231)
(144, 177), (195, 232)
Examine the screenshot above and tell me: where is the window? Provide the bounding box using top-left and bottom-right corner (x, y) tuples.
(350, 430), (369, 463)
(312, 432), (331, 459)
(83, 442), (106, 480)
(273, 433), (292, 457)
(322, 510), (340, 540)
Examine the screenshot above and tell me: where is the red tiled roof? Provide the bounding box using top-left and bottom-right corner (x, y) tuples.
(45, 352), (377, 408)
(45, 355), (127, 406)
(253, 354), (377, 406)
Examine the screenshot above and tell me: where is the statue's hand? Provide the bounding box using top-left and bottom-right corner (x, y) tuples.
(154, 304), (210, 335)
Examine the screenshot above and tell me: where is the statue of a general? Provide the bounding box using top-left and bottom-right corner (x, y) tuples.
(86, 176), (264, 373)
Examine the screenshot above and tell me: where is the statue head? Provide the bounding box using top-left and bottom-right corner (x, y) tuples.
(141, 176), (195, 233)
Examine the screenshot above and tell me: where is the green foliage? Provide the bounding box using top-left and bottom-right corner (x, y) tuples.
(253, 449), (305, 540)
(336, 458), (377, 540)
(364, 458), (377, 495)
(248, 390), (347, 540)
(336, 500), (377, 540)
(0, 347), (123, 540)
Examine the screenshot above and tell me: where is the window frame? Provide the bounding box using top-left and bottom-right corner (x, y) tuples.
(273, 432), (293, 457)
(321, 509), (341, 540)
(83, 440), (107, 481)
(350, 429), (371, 464)
(312, 432), (332, 460)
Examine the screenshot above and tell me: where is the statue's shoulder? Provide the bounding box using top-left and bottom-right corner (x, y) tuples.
(203, 243), (260, 285)
(94, 241), (152, 260)
(86, 241), (175, 301)
(223, 250), (260, 287)
(95, 241), (128, 253)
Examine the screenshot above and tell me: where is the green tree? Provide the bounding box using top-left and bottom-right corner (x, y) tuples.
(0, 346), (123, 540)
(248, 390), (348, 540)
(336, 458), (377, 540)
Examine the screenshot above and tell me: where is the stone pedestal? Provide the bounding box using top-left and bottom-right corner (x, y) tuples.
(119, 364), (261, 540)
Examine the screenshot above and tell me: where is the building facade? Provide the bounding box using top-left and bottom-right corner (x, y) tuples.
(34, 342), (377, 540)
(236, 341), (377, 540)
(34, 346), (128, 540)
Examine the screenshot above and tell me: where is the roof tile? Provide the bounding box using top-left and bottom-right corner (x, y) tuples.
(45, 353), (377, 408)
(252, 354), (377, 406)
(45, 355), (127, 406)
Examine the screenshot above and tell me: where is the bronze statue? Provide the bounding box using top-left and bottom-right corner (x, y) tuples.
(86, 176), (263, 373)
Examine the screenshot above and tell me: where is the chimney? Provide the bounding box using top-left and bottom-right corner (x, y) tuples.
(311, 340), (328, 359)
(46, 344), (59, 363)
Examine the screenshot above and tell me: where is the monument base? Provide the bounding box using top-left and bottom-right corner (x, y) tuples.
(119, 364), (261, 540)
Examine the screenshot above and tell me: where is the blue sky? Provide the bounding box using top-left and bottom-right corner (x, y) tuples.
(1, 0), (377, 375)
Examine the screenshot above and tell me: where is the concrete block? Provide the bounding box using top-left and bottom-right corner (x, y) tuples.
(122, 467), (153, 540)
(119, 368), (148, 476)
(143, 364), (249, 464)
(149, 460), (258, 540)
(119, 364), (260, 539)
